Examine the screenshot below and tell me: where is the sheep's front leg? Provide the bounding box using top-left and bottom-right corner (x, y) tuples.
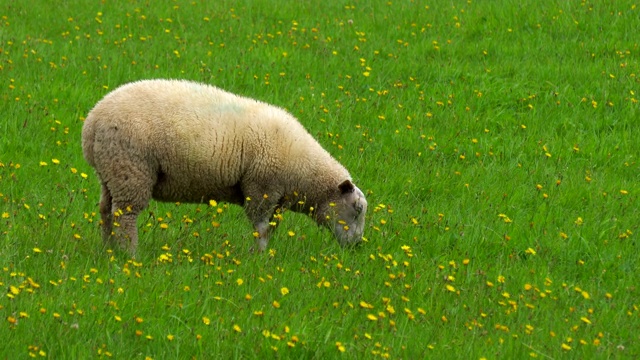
(244, 191), (282, 252)
(252, 220), (273, 252)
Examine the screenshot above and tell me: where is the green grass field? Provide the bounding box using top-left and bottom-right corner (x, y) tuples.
(1, 0), (639, 358)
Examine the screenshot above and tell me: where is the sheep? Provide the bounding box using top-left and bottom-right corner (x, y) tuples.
(82, 79), (367, 254)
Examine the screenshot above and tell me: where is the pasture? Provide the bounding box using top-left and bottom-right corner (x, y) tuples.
(1, 0), (639, 358)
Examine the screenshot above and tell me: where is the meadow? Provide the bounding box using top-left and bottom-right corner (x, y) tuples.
(1, 0), (639, 358)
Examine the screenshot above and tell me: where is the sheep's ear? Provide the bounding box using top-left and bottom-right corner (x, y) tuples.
(338, 180), (355, 194)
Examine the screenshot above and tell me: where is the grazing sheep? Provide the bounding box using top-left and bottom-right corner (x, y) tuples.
(82, 79), (367, 254)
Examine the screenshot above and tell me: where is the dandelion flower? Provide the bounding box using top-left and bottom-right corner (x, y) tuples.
(359, 301), (374, 309)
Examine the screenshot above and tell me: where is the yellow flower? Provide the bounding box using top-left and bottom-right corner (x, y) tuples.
(233, 324), (242, 333)
(202, 317), (210, 325)
(359, 301), (374, 309)
(561, 343), (572, 351)
(280, 287), (289, 296)
(366, 314), (378, 321)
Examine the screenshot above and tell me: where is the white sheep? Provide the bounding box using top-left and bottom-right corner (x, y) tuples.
(82, 79), (367, 254)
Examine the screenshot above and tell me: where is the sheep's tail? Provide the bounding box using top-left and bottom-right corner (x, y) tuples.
(81, 114), (96, 167)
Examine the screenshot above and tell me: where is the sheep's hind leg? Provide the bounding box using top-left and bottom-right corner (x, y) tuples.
(107, 164), (155, 256)
(111, 206), (141, 255)
(99, 182), (115, 248)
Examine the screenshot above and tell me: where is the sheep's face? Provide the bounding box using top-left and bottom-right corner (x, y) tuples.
(329, 180), (367, 246)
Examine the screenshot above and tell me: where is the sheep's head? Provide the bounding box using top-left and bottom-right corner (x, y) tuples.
(326, 180), (367, 247)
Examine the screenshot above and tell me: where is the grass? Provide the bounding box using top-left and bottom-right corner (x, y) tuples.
(1, 0), (639, 358)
